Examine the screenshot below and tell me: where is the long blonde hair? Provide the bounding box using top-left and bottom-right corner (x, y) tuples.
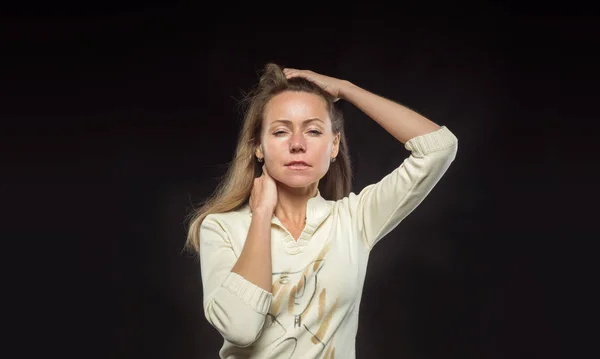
(184, 63), (353, 255)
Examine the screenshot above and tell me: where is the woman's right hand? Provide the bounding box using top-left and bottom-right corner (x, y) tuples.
(249, 165), (278, 215)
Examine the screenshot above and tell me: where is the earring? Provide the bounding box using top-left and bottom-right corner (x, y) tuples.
(257, 157), (263, 163)
(331, 157), (336, 163)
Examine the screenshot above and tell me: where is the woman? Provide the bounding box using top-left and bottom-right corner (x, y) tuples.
(185, 63), (458, 358)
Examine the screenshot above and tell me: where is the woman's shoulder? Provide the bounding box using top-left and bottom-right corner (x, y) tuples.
(203, 204), (252, 227)
(200, 205), (252, 244)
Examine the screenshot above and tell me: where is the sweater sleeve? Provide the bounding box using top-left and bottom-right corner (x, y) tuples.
(348, 125), (458, 250)
(199, 216), (273, 347)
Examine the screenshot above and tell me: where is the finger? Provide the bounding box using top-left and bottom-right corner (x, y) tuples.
(287, 73), (308, 80)
(284, 69), (303, 79)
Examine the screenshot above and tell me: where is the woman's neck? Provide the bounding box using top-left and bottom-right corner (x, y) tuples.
(273, 183), (318, 226)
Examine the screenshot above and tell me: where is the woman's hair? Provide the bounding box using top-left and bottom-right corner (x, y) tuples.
(184, 63), (353, 255)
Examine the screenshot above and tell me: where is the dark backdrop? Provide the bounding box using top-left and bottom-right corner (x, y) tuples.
(3, 3), (595, 359)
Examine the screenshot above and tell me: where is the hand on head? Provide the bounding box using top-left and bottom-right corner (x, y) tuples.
(249, 164), (278, 215)
(283, 67), (346, 102)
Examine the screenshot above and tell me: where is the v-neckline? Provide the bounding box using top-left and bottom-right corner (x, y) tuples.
(246, 189), (332, 253)
(279, 219), (306, 242)
(289, 226), (305, 242)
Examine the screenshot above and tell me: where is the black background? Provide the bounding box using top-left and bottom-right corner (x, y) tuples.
(3, 3), (596, 358)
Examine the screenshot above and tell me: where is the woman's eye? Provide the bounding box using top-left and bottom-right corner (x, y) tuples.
(273, 130), (321, 136)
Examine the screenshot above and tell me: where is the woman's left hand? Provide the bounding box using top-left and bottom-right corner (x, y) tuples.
(283, 68), (350, 102)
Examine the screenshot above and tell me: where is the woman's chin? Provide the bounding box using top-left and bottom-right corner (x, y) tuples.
(276, 176), (318, 189)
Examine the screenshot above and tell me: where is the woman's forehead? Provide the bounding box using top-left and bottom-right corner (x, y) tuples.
(264, 93), (329, 124)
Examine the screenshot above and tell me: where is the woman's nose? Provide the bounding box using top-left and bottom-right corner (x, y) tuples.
(289, 133), (306, 152)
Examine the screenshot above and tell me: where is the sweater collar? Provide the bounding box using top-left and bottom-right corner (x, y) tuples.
(248, 189), (332, 250)
(248, 189), (331, 225)
(303, 188), (332, 227)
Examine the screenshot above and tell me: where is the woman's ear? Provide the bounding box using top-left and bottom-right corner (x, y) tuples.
(332, 133), (340, 157)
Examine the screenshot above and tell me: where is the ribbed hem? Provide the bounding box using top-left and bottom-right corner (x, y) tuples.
(404, 126), (458, 156)
(222, 272), (272, 314)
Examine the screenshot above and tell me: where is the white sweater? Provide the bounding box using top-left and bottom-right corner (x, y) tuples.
(199, 126), (458, 358)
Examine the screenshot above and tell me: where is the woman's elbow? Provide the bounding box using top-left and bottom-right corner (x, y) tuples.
(205, 299), (265, 347)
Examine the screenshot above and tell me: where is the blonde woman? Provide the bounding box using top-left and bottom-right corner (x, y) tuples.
(185, 63), (458, 358)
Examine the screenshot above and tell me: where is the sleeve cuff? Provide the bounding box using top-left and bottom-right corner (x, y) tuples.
(404, 126), (458, 156)
(222, 272), (272, 314)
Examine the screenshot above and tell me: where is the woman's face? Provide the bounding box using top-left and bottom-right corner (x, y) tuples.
(257, 91), (340, 189)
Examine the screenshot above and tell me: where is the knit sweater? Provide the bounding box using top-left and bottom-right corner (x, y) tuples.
(199, 125), (458, 358)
